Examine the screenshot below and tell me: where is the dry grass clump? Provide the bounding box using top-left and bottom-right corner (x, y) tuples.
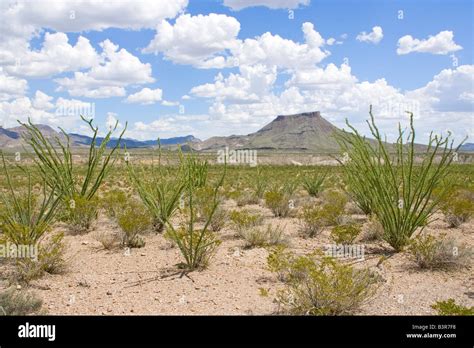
(407, 233), (472, 269)
(0, 287), (42, 315)
(240, 223), (287, 249)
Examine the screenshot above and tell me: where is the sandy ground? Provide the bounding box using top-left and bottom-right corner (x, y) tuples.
(2, 200), (473, 315)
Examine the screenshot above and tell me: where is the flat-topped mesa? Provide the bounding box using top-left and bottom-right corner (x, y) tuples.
(274, 111), (321, 121)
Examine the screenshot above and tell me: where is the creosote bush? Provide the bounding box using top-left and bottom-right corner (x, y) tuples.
(100, 189), (130, 218)
(298, 205), (324, 237)
(330, 224), (361, 244)
(64, 194), (98, 234)
(336, 106), (464, 251)
(320, 190), (347, 224)
(267, 248), (378, 315)
(407, 233), (472, 270)
(117, 200), (151, 248)
(297, 190), (346, 238)
(229, 209), (264, 235)
(264, 189), (291, 217)
(431, 299), (474, 315)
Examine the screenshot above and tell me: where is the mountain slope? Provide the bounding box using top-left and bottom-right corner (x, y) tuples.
(460, 143), (474, 152)
(196, 111), (342, 152)
(0, 125), (200, 149)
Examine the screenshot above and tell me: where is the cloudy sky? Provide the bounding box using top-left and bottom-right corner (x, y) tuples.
(0, 0), (472, 144)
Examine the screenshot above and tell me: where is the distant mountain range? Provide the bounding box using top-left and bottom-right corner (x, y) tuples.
(0, 124), (200, 149)
(1, 112), (472, 152)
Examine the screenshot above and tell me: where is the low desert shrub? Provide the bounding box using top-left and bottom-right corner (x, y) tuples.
(95, 230), (120, 250)
(209, 207), (227, 232)
(407, 234), (472, 269)
(64, 194), (99, 234)
(235, 190), (259, 206)
(264, 189), (291, 217)
(117, 200), (151, 248)
(320, 190), (347, 224)
(298, 205), (325, 237)
(101, 189), (130, 218)
(330, 224), (362, 244)
(0, 287), (42, 315)
(240, 223), (287, 249)
(13, 232), (67, 283)
(362, 215), (384, 241)
(267, 248), (378, 315)
(431, 299), (474, 316)
(38, 232), (67, 274)
(229, 209), (264, 235)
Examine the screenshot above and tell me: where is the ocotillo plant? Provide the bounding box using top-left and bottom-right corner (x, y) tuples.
(19, 115), (126, 202)
(335, 106), (464, 251)
(19, 116), (126, 232)
(302, 170), (327, 197)
(165, 153), (226, 271)
(127, 142), (186, 233)
(0, 152), (61, 246)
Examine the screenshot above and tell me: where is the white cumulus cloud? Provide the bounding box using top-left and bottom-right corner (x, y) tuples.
(397, 31), (462, 55)
(55, 40), (154, 98)
(356, 26), (383, 44)
(125, 88), (163, 105)
(142, 13), (240, 68)
(223, 0), (310, 10)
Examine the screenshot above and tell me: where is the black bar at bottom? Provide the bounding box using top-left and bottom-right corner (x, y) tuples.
(0, 315), (472, 346)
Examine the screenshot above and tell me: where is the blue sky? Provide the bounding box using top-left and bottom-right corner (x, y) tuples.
(0, 0), (472, 144)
